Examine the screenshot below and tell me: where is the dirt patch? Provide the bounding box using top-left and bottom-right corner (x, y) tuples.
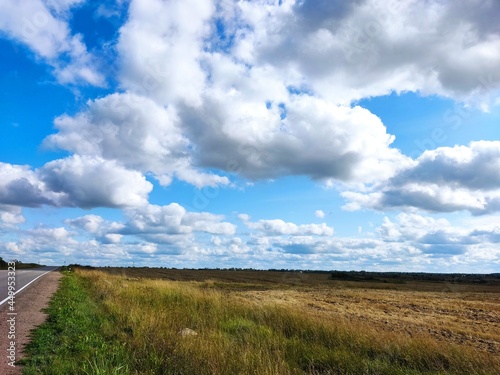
(0, 271), (62, 375)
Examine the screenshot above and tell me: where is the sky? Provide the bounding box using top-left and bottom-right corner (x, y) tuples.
(0, 0), (499, 272)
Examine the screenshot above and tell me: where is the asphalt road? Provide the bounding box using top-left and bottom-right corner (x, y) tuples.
(0, 266), (59, 306)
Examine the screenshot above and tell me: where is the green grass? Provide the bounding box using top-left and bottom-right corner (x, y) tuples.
(21, 269), (499, 374)
(20, 271), (131, 374)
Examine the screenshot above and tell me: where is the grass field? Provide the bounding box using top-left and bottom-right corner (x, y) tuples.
(23, 267), (500, 374)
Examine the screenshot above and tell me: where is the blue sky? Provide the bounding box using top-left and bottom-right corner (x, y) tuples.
(1, 0), (499, 272)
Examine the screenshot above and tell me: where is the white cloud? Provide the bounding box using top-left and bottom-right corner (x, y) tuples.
(65, 215), (125, 245)
(0, 0), (104, 85)
(377, 213), (452, 242)
(2, 208), (498, 272)
(206, 236), (250, 255)
(0, 162), (61, 207)
(45, 0), (85, 15)
(123, 203), (236, 236)
(62, 204), (237, 255)
(2, 0), (500, 272)
(117, 0), (214, 105)
(375, 213), (500, 260)
(0, 156), (152, 209)
(234, 0), (500, 106)
(244, 218), (334, 236)
(343, 141), (500, 214)
(41, 155), (152, 208)
(41, 0), (499, 190)
(102, 233), (123, 244)
(44, 92), (230, 188)
(0, 205), (25, 227)
(238, 213), (251, 222)
(65, 215), (105, 234)
(185, 93), (410, 184)
(22, 227), (78, 255)
(314, 210), (325, 218)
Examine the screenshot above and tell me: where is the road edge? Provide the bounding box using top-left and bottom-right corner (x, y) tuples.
(0, 267), (59, 307)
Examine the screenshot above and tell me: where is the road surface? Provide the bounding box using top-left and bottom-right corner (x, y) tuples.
(0, 268), (62, 374)
(0, 266), (59, 306)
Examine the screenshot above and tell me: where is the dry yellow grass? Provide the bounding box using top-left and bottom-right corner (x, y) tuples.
(66, 268), (500, 374)
(235, 288), (500, 354)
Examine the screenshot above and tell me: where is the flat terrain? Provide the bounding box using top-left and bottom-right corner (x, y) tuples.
(238, 287), (499, 354)
(99, 268), (500, 354)
(23, 267), (499, 374)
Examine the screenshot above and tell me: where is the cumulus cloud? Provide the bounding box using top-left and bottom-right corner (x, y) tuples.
(0, 232), (134, 264)
(63, 203), (237, 255)
(376, 213), (499, 257)
(0, 205), (25, 227)
(41, 156), (152, 208)
(101, 233), (123, 244)
(343, 141), (500, 214)
(2, 208), (498, 272)
(0, 156), (152, 209)
(45, 0), (85, 15)
(391, 141), (500, 190)
(65, 214), (105, 234)
(238, 213), (251, 222)
(41, 0), (500, 190)
(123, 203), (236, 236)
(3, 0), (500, 271)
(234, 0), (500, 105)
(248, 213), (499, 268)
(377, 213), (453, 242)
(244, 218), (334, 236)
(226, 212), (499, 269)
(20, 227), (78, 255)
(0, 0), (104, 85)
(244, 229), (424, 267)
(65, 215), (126, 243)
(184, 93), (410, 183)
(44, 92), (230, 188)
(0, 162), (60, 207)
(117, 0), (214, 105)
(314, 210), (325, 218)
(55, 204), (238, 255)
(469, 227), (500, 243)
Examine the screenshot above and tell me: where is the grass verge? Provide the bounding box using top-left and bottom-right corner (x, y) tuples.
(20, 271), (131, 374)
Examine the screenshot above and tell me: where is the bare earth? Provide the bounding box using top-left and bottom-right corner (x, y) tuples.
(0, 271), (62, 375)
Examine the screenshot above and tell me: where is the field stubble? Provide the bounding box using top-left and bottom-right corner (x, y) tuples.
(84, 268), (499, 374)
(236, 288), (499, 354)
(24, 267), (500, 374)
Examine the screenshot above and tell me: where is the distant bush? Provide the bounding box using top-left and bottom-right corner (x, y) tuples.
(0, 258), (43, 269)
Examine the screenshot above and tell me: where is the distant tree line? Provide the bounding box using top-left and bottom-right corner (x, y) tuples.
(0, 257), (43, 270)
(64, 264), (500, 285)
(330, 270), (500, 284)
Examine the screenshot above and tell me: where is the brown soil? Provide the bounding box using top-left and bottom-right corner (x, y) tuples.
(0, 271), (62, 375)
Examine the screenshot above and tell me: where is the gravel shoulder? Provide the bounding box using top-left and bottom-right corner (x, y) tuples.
(0, 270), (62, 375)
